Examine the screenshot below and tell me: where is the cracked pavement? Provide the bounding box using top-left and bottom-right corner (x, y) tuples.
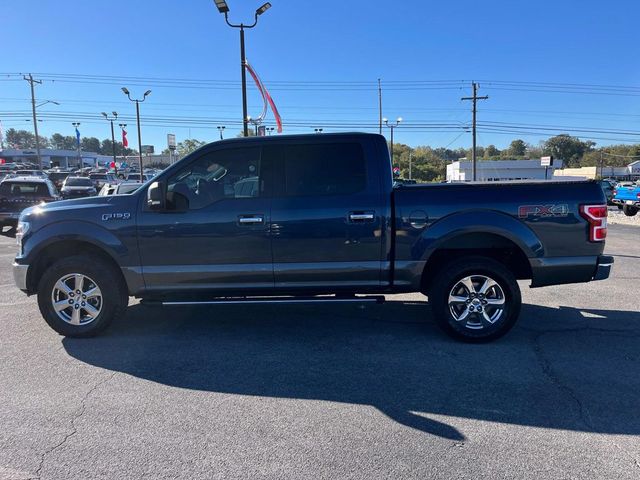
(0, 225), (638, 479)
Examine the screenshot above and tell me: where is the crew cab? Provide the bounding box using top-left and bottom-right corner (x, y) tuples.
(1, 176), (59, 232)
(13, 133), (612, 341)
(611, 182), (640, 216)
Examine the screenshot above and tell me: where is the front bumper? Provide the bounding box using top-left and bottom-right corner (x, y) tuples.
(593, 255), (614, 281)
(0, 212), (19, 226)
(13, 262), (29, 292)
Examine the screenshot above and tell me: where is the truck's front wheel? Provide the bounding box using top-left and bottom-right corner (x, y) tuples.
(37, 255), (127, 337)
(429, 256), (522, 342)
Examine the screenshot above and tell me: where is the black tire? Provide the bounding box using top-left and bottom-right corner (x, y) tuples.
(429, 256), (522, 343)
(622, 205), (638, 217)
(37, 255), (128, 337)
(617, 205), (623, 210)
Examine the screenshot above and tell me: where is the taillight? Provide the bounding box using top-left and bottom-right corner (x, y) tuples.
(612, 189), (617, 196)
(637, 193), (640, 200)
(579, 204), (607, 242)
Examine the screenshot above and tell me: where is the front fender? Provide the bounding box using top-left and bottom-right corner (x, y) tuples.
(20, 219), (133, 265)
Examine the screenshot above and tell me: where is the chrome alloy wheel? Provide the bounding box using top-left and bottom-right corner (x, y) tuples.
(448, 275), (506, 330)
(51, 273), (103, 326)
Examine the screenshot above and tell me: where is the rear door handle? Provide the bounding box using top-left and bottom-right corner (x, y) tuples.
(348, 211), (375, 222)
(238, 215), (264, 225)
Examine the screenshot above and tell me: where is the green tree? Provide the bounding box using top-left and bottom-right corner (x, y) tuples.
(101, 139), (135, 156)
(173, 139), (206, 157)
(50, 133), (77, 150)
(508, 139), (527, 157)
(5, 128), (49, 149)
(81, 137), (101, 153)
(543, 134), (595, 167)
(484, 145), (500, 158)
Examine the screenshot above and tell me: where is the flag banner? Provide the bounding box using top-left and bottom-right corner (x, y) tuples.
(122, 128), (128, 148)
(245, 60), (283, 133)
(75, 127), (81, 147)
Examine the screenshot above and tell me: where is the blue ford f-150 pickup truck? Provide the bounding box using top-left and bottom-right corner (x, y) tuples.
(12, 133), (613, 342)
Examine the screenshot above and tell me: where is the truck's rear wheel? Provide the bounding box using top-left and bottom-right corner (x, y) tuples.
(37, 255), (127, 337)
(429, 256), (521, 342)
(622, 205), (638, 216)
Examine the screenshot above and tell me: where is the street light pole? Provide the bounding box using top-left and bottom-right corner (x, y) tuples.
(101, 112), (118, 168)
(217, 125), (226, 140)
(266, 127), (274, 135)
(214, 1), (272, 137)
(121, 87), (151, 179)
(384, 117), (402, 165)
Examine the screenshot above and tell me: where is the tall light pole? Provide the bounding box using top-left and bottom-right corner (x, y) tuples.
(266, 126), (275, 135)
(72, 122), (81, 168)
(213, 0), (272, 137)
(121, 87), (151, 178)
(101, 111), (118, 169)
(217, 125), (226, 140)
(384, 117), (402, 165)
(314, 128), (323, 134)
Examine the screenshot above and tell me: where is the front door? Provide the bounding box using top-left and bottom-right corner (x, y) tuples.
(137, 146), (274, 293)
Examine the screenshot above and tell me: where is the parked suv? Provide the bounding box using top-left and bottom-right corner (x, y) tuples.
(0, 176), (59, 233)
(60, 176), (97, 199)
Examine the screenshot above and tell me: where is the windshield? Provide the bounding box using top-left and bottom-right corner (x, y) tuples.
(90, 174), (107, 180)
(65, 177), (93, 187)
(0, 181), (50, 197)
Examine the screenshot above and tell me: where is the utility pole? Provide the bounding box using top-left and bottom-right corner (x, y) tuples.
(409, 151), (412, 180)
(461, 82), (488, 181)
(24, 74), (43, 169)
(378, 78), (382, 135)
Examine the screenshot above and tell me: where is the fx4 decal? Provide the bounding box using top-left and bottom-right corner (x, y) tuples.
(102, 212), (131, 221)
(518, 204), (569, 219)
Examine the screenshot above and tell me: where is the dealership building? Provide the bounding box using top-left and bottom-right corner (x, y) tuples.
(446, 159), (564, 182)
(0, 148), (112, 168)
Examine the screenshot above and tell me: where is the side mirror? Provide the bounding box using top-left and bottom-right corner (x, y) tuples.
(147, 181), (166, 210)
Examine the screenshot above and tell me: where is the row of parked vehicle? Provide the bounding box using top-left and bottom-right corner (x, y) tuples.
(0, 163), (162, 233)
(600, 178), (640, 216)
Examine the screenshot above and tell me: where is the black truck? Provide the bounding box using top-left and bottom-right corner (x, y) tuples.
(12, 133), (612, 341)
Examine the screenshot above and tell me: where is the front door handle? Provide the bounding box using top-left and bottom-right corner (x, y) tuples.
(348, 211), (375, 222)
(238, 215), (264, 225)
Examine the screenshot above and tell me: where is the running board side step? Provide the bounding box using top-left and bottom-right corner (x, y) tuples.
(158, 295), (386, 306)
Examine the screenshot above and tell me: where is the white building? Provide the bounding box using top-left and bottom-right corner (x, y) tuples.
(0, 148), (112, 169)
(446, 159), (563, 182)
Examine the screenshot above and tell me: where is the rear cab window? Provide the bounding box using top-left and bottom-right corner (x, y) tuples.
(281, 143), (367, 197)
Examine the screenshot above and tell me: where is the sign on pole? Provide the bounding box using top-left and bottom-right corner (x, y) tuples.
(541, 156), (554, 167)
(141, 145), (155, 154)
(167, 134), (176, 151)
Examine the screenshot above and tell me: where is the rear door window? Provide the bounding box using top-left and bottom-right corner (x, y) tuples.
(282, 143), (366, 197)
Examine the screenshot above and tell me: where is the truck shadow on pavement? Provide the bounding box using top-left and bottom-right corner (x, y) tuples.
(62, 300), (640, 441)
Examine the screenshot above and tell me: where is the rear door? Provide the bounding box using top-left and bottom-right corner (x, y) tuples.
(269, 138), (385, 290)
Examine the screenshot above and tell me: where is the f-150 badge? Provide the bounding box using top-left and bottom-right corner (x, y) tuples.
(102, 212), (131, 221)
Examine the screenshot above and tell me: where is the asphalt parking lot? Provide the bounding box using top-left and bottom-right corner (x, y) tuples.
(0, 225), (638, 480)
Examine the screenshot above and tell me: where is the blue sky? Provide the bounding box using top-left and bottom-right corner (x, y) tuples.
(1, 0), (639, 152)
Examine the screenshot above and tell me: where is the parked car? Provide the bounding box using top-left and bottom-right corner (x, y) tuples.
(0, 176), (59, 233)
(89, 173), (118, 190)
(126, 173), (154, 182)
(611, 183), (640, 216)
(98, 181), (142, 196)
(13, 133), (612, 341)
(14, 169), (49, 178)
(47, 171), (73, 191)
(60, 177), (97, 199)
(598, 179), (615, 205)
